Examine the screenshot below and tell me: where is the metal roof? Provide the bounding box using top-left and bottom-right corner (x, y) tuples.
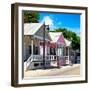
(24, 23), (71, 46)
(24, 23), (43, 35)
(49, 32), (71, 46)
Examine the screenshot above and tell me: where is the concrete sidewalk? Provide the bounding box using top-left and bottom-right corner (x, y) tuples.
(24, 64), (80, 77)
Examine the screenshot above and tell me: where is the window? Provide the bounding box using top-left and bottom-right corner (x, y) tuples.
(33, 45), (39, 55)
(29, 45), (39, 55)
(35, 47), (39, 54)
(50, 48), (56, 55)
(57, 47), (64, 56)
(29, 45), (31, 55)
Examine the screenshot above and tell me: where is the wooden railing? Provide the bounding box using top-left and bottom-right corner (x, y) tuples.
(26, 55), (70, 69)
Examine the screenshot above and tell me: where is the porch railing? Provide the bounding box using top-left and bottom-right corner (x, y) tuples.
(26, 55), (70, 69)
(26, 55), (57, 62)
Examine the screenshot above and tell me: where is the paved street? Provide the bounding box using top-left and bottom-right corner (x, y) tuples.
(24, 64), (80, 77)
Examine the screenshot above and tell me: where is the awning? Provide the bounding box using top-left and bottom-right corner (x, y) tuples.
(40, 42), (50, 46)
(50, 43), (56, 48)
(40, 42), (56, 48)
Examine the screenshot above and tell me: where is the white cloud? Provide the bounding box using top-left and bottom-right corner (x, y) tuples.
(41, 16), (53, 25)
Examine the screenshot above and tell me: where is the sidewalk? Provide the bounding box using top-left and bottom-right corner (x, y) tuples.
(24, 64), (80, 77)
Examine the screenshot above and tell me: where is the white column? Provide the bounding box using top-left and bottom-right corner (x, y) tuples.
(68, 47), (70, 64)
(64, 47), (66, 64)
(24, 43), (26, 60)
(31, 39), (33, 55)
(38, 39), (40, 55)
(56, 44), (59, 68)
(56, 44), (57, 59)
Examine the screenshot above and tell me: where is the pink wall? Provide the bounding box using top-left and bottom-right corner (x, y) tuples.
(57, 34), (66, 46)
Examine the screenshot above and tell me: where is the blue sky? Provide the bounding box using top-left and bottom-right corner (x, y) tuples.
(39, 12), (80, 36)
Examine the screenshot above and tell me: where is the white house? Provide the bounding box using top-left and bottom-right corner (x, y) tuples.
(24, 23), (51, 70)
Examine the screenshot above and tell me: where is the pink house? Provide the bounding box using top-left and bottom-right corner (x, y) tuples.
(49, 32), (71, 67)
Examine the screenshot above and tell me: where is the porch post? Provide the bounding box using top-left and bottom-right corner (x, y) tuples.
(63, 46), (66, 64)
(39, 39), (40, 55)
(69, 47), (72, 65)
(57, 44), (60, 68)
(68, 47), (70, 64)
(56, 44), (58, 67)
(43, 23), (46, 69)
(31, 38), (34, 55)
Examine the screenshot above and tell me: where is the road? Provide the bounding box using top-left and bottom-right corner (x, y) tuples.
(59, 66), (80, 75)
(24, 64), (80, 77)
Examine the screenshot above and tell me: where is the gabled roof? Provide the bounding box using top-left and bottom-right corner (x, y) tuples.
(64, 39), (71, 46)
(49, 32), (62, 42)
(49, 32), (71, 46)
(24, 23), (43, 35)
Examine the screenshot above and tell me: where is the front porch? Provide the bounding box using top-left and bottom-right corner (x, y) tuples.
(25, 54), (70, 70)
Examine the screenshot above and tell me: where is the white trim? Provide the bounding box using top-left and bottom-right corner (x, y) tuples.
(68, 47), (69, 60)
(31, 39), (33, 55)
(34, 35), (50, 41)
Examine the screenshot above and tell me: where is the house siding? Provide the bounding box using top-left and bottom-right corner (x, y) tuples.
(35, 25), (51, 41)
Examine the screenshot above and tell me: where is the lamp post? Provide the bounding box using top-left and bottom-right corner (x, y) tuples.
(43, 22), (50, 69)
(43, 22), (46, 69)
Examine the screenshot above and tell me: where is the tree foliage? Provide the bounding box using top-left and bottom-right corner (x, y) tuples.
(24, 11), (40, 23)
(49, 28), (80, 50)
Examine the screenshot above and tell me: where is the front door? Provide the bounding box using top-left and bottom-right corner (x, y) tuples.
(57, 47), (63, 56)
